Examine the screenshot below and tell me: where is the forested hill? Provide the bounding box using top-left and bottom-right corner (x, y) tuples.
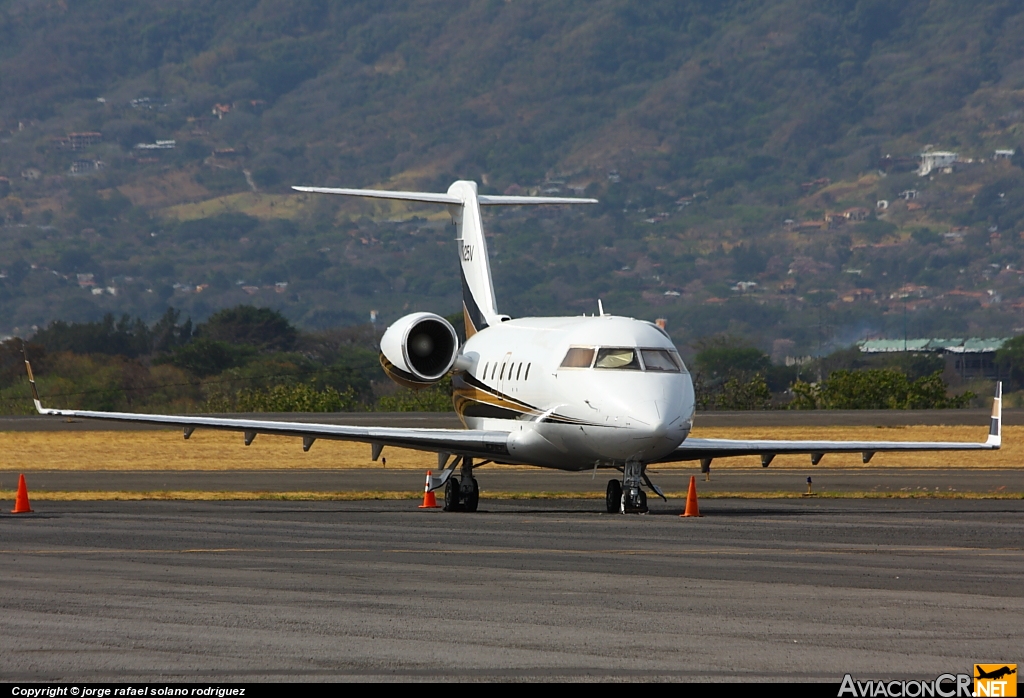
(2, 1), (1024, 356)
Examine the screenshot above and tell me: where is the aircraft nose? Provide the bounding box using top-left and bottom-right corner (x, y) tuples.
(632, 400), (682, 439)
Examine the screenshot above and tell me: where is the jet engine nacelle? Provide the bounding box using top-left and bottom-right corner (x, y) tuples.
(379, 312), (460, 389)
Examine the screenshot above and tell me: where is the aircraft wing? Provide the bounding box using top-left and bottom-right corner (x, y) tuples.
(656, 383), (1001, 466)
(24, 361), (510, 461)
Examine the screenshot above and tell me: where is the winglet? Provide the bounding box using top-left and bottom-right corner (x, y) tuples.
(23, 353), (45, 414)
(986, 381), (1002, 447)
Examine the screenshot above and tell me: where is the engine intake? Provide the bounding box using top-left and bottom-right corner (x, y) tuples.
(379, 312), (459, 388)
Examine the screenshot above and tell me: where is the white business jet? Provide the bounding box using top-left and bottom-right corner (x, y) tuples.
(26, 181), (1002, 513)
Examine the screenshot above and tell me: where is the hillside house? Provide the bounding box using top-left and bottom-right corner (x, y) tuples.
(843, 207), (870, 221)
(825, 212), (846, 228)
(52, 132), (102, 150)
(919, 151), (957, 176)
(70, 132), (101, 149)
(134, 140), (176, 150)
(212, 103), (232, 119)
(994, 149), (1015, 160)
(69, 160), (104, 174)
(840, 288), (874, 302)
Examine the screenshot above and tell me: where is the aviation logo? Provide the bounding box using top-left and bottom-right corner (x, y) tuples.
(837, 666), (1017, 698)
(975, 664), (1017, 697)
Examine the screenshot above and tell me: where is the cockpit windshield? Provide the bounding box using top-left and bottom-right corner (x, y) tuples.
(594, 347), (641, 370)
(559, 347), (595, 368)
(640, 349), (683, 372)
(558, 346), (686, 372)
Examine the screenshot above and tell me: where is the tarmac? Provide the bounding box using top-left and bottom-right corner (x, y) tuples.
(3, 467), (1024, 496)
(2, 498), (1022, 681)
(2, 410), (1021, 681)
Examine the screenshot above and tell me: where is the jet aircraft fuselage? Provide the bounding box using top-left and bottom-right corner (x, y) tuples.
(456, 315), (694, 470)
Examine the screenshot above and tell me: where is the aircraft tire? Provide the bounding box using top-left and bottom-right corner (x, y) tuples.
(606, 479), (622, 513)
(636, 489), (648, 513)
(464, 478), (479, 512)
(444, 476), (462, 512)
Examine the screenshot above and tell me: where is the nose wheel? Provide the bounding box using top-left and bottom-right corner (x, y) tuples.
(605, 479), (622, 513)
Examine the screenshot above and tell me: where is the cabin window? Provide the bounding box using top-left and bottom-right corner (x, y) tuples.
(516, 364), (522, 380)
(500, 363), (506, 380)
(640, 349), (682, 373)
(559, 347), (595, 368)
(491, 363), (497, 380)
(482, 362), (489, 378)
(594, 347), (641, 370)
(525, 363), (531, 380)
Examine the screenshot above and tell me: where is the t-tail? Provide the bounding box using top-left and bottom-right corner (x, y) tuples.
(292, 181), (596, 338)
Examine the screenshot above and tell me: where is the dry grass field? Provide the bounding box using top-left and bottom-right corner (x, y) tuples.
(0, 425), (1020, 471)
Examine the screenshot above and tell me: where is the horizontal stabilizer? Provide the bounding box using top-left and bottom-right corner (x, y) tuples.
(292, 186), (596, 206)
(477, 194), (597, 206)
(292, 186), (462, 205)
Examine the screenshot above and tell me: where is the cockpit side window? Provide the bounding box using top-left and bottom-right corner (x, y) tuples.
(559, 347), (595, 368)
(594, 347), (641, 370)
(640, 349), (682, 373)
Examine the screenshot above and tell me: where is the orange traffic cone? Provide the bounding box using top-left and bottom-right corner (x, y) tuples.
(418, 470), (440, 509)
(12, 473), (33, 513)
(681, 475), (701, 518)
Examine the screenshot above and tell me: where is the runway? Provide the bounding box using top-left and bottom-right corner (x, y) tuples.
(2, 498), (1022, 681)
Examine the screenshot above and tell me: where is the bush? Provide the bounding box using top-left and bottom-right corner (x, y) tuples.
(790, 370), (973, 409)
(376, 377), (454, 412)
(232, 382), (359, 412)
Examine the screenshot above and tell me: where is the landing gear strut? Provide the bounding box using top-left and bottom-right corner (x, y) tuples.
(619, 460), (649, 514)
(443, 457), (479, 512)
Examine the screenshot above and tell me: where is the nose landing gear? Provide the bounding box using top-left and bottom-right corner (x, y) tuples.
(610, 460), (650, 514)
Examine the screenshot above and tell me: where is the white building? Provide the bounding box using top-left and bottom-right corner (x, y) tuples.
(918, 151), (958, 176)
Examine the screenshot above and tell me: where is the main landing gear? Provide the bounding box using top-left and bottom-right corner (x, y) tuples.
(606, 460), (659, 514)
(443, 457), (479, 512)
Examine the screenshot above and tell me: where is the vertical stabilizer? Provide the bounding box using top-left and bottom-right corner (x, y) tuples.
(447, 181), (502, 337)
(290, 180), (596, 338)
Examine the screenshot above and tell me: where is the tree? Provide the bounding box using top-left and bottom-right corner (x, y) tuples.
(692, 336), (774, 410)
(156, 338), (254, 377)
(32, 314), (152, 358)
(197, 306), (297, 351)
(995, 336), (1024, 390)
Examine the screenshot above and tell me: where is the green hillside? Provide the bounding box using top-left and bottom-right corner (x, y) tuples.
(2, 0), (1024, 357)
